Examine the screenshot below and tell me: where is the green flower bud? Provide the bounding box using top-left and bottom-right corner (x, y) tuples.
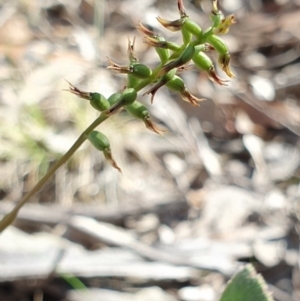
(88, 131), (121, 172)
(163, 68), (177, 82)
(126, 101), (166, 135)
(166, 75), (205, 106)
(205, 35), (234, 78)
(105, 88), (138, 115)
(158, 44), (195, 76)
(122, 88), (138, 105)
(131, 64), (152, 79)
(107, 92), (123, 106)
(66, 82), (111, 112)
(88, 131), (110, 152)
(205, 34), (228, 55)
(192, 52), (228, 85)
(182, 18), (202, 37)
(126, 101), (148, 120)
(89, 93), (110, 112)
(192, 51), (212, 71)
(165, 75), (185, 92)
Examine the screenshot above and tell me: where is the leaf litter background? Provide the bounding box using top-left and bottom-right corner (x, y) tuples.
(0, 0), (300, 300)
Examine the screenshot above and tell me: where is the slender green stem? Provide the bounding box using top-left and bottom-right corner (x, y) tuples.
(0, 113), (108, 232)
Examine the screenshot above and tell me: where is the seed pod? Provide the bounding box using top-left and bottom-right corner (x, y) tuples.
(192, 52), (228, 85)
(158, 43), (195, 76)
(126, 101), (166, 135)
(89, 93), (110, 112)
(88, 131), (110, 152)
(131, 64), (152, 79)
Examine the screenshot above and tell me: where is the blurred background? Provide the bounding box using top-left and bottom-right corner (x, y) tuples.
(0, 0), (300, 300)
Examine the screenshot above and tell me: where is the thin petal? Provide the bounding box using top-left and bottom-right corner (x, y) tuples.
(144, 116), (167, 135)
(65, 81), (90, 100)
(156, 16), (183, 32)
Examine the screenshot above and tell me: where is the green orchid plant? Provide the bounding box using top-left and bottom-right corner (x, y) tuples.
(0, 0), (235, 232)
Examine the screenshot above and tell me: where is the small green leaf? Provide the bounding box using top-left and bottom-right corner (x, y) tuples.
(219, 264), (274, 301)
